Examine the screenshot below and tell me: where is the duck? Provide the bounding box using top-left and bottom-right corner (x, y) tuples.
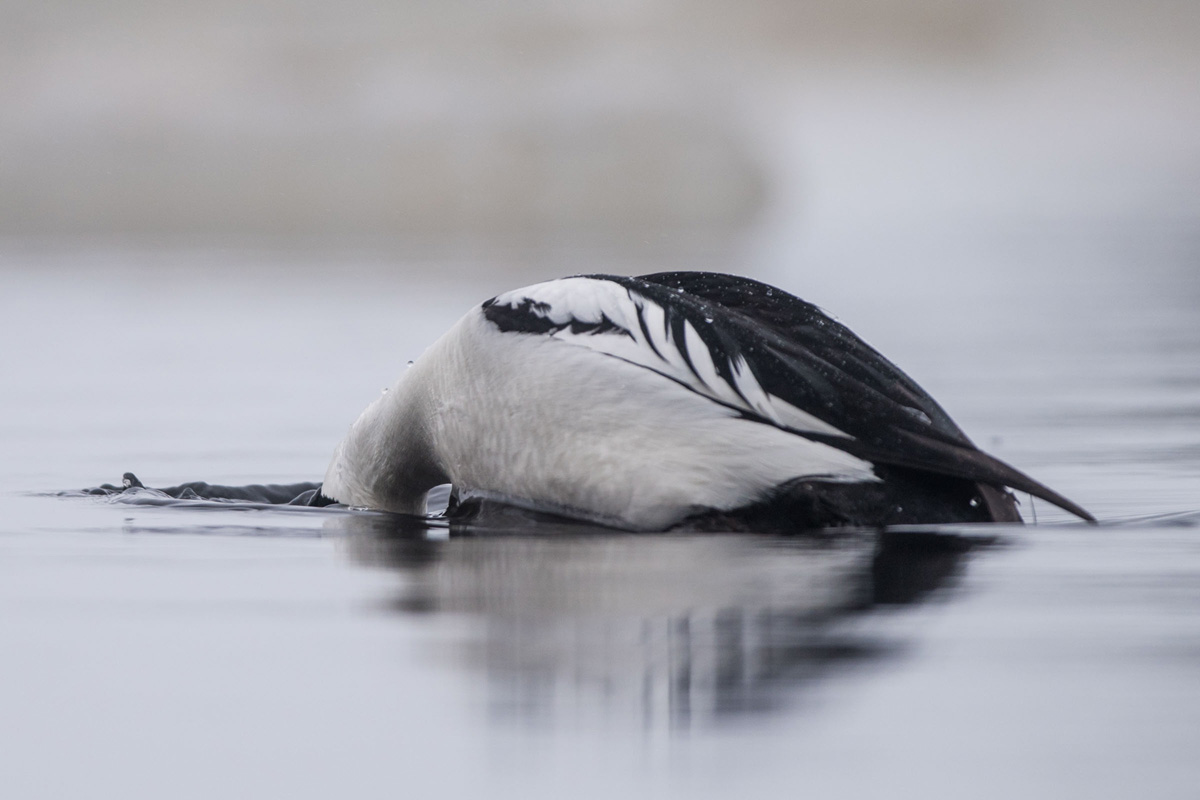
(320, 271), (1094, 530)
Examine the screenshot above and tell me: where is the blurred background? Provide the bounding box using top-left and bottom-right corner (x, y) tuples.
(3, 0), (1197, 285)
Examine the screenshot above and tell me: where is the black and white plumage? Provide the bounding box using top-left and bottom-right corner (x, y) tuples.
(321, 272), (1093, 530)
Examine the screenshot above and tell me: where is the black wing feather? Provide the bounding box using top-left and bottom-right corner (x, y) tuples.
(638, 271), (968, 444)
(625, 271), (1094, 522)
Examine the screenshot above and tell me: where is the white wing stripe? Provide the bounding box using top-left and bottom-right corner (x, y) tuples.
(488, 278), (851, 438)
(729, 354), (777, 423)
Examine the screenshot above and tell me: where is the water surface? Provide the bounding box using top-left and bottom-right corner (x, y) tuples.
(1, 258), (1197, 799)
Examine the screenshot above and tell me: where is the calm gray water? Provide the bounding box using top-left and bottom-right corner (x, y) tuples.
(1, 249), (1198, 799)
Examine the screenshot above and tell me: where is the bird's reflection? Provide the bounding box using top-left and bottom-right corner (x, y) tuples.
(337, 510), (995, 728)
